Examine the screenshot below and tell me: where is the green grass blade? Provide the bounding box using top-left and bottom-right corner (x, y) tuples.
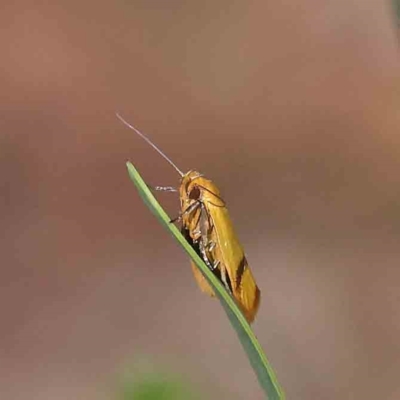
(126, 162), (285, 400)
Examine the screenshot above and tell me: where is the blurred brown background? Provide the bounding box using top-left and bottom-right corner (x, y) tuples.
(1, 1), (399, 399)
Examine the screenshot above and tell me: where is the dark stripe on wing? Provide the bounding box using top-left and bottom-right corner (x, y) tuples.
(235, 256), (247, 288)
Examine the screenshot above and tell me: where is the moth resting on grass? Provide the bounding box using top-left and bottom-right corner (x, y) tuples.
(118, 114), (260, 323)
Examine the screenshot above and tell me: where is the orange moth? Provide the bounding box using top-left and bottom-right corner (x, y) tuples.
(118, 114), (260, 323)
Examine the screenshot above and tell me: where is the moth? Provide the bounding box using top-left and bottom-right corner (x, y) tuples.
(118, 114), (260, 323)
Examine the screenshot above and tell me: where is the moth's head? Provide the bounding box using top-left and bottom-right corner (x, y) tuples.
(180, 170), (204, 203)
(179, 170), (223, 206)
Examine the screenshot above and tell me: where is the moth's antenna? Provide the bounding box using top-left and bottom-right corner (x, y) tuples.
(116, 113), (184, 177)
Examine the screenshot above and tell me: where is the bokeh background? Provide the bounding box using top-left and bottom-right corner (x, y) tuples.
(1, 2), (399, 399)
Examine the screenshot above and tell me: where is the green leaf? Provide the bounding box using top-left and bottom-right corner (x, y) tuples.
(120, 373), (197, 400)
(394, 0), (400, 21)
(126, 162), (285, 400)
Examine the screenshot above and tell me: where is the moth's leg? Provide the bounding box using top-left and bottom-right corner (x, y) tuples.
(182, 200), (202, 217)
(199, 240), (214, 270)
(199, 203), (211, 237)
(220, 265), (233, 294)
(170, 200), (201, 224)
(210, 260), (220, 271)
(190, 206), (203, 240)
(193, 202), (213, 238)
(196, 203), (214, 257)
(199, 205), (217, 265)
(207, 241), (216, 252)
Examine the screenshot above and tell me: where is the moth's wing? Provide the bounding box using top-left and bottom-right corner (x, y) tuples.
(208, 206), (260, 323)
(181, 226), (216, 297)
(234, 258), (260, 323)
(190, 261), (216, 297)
